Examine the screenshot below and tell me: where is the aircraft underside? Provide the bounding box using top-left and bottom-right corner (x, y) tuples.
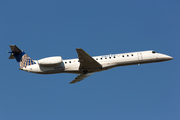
(8, 45), (173, 84)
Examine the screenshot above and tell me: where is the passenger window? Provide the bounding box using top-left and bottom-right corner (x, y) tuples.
(122, 55), (124, 57)
(105, 57), (107, 59)
(127, 55), (129, 57)
(100, 58), (102, 60)
(114, 56), (116, 58)
(69, 61), (71, 63)
(96, 58), (98, 60)
(109, 57), (111, 59)
(65, 62), (67, 64)
(131, 54), (133, 56)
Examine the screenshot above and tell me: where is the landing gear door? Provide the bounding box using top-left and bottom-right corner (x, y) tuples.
(138, 53), (143, 61)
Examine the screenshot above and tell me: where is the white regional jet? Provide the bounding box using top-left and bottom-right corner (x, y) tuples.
(8, 45), (173, 84)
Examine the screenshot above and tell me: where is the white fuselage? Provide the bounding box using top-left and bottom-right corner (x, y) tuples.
(22, 50), (173, 74)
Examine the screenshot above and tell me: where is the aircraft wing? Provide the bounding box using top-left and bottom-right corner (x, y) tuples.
(76, 48), (102, 70)
(69, 73), (93, 84)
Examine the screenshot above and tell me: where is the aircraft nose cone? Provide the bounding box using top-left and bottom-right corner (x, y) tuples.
(165, 55), (173, 60)
(169, 56), (173, 60)
(159, 54), (173, 60)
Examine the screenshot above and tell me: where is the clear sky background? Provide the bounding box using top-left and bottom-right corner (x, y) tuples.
(0, 0), (179, 120)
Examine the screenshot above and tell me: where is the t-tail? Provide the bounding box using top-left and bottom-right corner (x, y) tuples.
(8, 45), (36, 69)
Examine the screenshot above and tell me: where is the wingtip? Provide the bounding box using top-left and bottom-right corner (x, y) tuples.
(76, 48), (83, 50)
(69, 82), (75, 84)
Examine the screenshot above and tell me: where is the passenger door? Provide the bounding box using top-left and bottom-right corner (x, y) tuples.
(137, 53), (143, 61)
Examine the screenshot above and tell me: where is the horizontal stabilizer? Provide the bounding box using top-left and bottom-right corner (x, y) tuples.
(8, 45), (22, 59)
(9, 45), (22, 53)
(9, 53), (15, 59)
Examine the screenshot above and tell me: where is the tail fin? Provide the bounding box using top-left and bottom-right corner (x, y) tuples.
(8, 45), (36, 68)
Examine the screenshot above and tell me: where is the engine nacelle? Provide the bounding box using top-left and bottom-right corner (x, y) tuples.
(38, 56), (63, 66)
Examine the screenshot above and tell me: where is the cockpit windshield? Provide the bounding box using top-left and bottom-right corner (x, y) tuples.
(152, 51), (156, 53)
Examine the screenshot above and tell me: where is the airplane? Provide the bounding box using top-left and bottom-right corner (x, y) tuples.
(8, 45), (173, 84)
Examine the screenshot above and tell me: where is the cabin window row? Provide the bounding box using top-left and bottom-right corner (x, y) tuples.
(95, 54), (133, 60)
(64, 60), (79, 64)
(65, 61), (71, 64)
(64, 54), (134, 64)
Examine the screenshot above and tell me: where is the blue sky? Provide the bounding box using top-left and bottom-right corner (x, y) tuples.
(0, 0), (179, 120)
